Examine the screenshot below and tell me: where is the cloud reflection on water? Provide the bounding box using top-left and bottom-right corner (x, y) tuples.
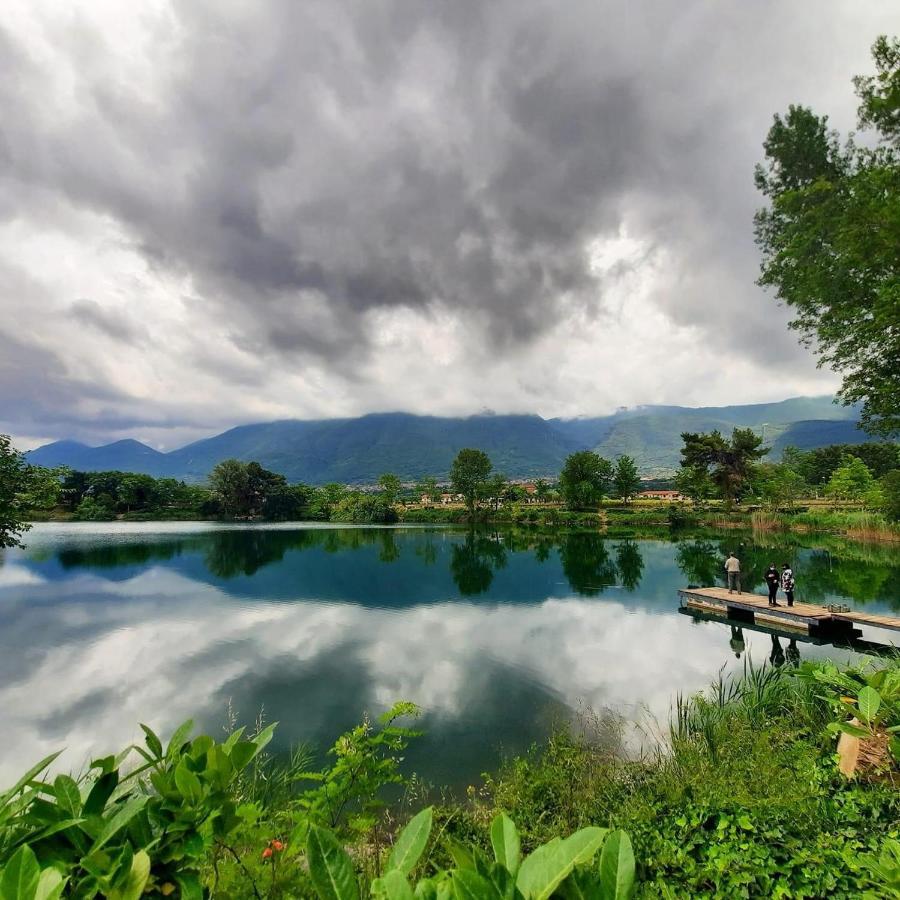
(0, 523), (893, 787)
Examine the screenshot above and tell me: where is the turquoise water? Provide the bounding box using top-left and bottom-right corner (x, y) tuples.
(1, 522), (897, 788)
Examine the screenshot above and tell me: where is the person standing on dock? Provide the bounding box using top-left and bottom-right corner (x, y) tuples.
(765, 564), (780, 606)
(781, 562), (795, 607)
(725, 552), (741, 594)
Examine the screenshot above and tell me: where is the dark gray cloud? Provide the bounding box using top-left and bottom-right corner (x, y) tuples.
(0, 0), (893, 444)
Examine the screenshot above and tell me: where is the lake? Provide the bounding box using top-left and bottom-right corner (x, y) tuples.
(2, 522), (898, 789)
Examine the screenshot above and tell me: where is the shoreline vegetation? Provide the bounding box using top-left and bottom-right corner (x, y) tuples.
(1, 658), (898, 898)
(26, 501), (900, 544)
(9, 435), (900, 546)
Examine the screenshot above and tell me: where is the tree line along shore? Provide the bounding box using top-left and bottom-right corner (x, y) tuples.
(3, 430), (900, 547)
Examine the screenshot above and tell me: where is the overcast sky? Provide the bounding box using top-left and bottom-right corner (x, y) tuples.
(1, 1), (895, 449)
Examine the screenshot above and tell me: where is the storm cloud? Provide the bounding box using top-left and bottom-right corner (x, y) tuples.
(0, 1), (893, 447)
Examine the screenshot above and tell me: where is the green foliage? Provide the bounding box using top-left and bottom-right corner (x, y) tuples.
(378, 474), (402, 507)
(755, 462), (807, 509)
(673, 466), (713, 506)
(292, 703), (422, 839)
(785, 442), (900, 486)
(882, 470), (900, 522)
(680, 428), (768, 502)
(559, 451), (612, 510)
(209, 459), (290, 518)
(612, 456), (641, 503)
(486, 661), (900, 899)
(309, 809), (633, 900)
(331, 494), (400, 524)
(800, 659), (900, 767)
(755, 36), (900, 435)
(824, 455), (880, 503)
(0, 719), (274, 899)
(450, 449), (494, 517)
(0, 435), (33, 547)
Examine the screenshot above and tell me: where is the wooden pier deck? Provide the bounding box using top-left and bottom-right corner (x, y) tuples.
(678, 586), (900, 636)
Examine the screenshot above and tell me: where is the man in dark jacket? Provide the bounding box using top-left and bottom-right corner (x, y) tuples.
(765, 564), (780, 606)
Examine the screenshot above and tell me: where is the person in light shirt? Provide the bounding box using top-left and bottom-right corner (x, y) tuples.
(725, 552), (741, 594)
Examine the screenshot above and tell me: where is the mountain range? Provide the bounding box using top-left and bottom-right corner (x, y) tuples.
(27, 396), (873, 483)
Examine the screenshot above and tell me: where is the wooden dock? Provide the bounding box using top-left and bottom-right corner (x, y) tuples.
(678, 586), (900, 637)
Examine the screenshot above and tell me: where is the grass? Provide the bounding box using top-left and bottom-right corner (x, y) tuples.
(456, 660), (900, 898)
(751, 507), (900, 542)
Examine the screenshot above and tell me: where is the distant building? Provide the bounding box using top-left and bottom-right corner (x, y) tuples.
(637, 489), (684, 501)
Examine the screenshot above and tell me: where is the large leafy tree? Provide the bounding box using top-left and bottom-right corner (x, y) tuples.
(612, 455), (641, 503)
(680, 428), (768, 502)
(824, 456), (879, 503)
(559, 450), (613, 510)
(754, 35), (900, 435)
(449, 448), (493, 516)
(209, 459), (287, 517)
(0, 435), (30, 547)
(0, 436), (65, 547)
(377, 473), (402, 506)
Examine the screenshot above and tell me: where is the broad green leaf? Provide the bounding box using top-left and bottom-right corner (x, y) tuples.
(90, 795), (149, 853)
(562, 828), (608, 867)
(253, 722), (277, 754)
(228, 741), (259, 772)
(447, 839), (476, 871)
(307, 825), (360, 900)
(165, 720), (195, 758)
(838, 722), (872, 739)
(516, 840), (562, 900)
(0, 844), (40, 900)
(53, 775), (81, 816)
(857, 686), (881, 722)
(34, 868), (67, 900)
(598, 830), (635, 900)
(381, 870), (416, 900)
(490, 814), (521, 875)
(28, 817), (86, 843)
(452, 869), (500, 900)
(222, 727), (245, 752)
(140, 725), (163, 759)
(174, 761), (203, 804)
(108, 850), (150, 900)
(517, 830), (606, 900)
(83, 771), (119, 816)
(388, 807), (433, 875)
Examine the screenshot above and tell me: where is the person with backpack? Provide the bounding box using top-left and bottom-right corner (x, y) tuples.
(781, 562), (795, 607)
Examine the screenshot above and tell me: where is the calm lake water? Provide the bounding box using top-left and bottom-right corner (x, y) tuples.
(2, 522), (899, 789)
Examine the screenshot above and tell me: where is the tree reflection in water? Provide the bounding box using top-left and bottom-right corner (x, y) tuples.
(558, 532), (618, 596)
(450, 531), (507, 596)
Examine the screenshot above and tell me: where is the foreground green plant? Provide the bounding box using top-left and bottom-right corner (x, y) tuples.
(0, 720), (274, 899)
(800, 659), (900, 771)
(306, 807), (636, 900)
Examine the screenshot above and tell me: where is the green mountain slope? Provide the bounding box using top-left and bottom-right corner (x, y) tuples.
(27, 397), (875, 483)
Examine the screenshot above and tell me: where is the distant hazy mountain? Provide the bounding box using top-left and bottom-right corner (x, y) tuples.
(28, 396), (872, 483)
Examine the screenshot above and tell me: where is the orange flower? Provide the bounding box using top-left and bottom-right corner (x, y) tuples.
(272, 840), (284, 852)
(262, 847), (273, 859)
